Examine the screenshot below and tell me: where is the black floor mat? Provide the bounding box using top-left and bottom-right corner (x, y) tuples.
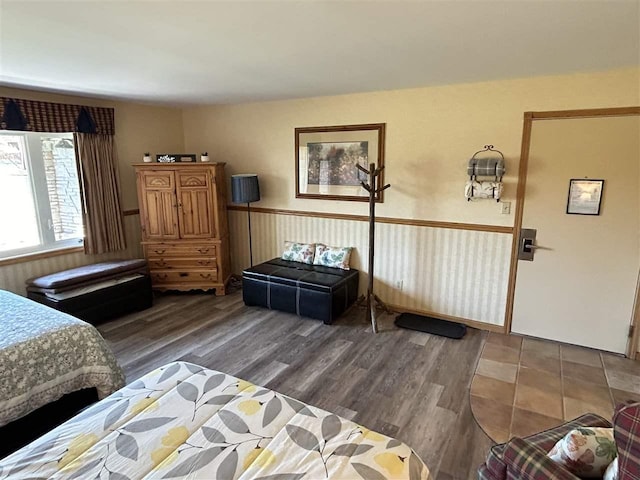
(394, 312), (467, 339)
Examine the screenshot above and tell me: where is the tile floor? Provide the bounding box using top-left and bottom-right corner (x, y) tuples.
(470, 332), (640, 443)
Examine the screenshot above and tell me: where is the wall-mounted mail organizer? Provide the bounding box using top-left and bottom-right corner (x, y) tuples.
(465, 145), (505, 202)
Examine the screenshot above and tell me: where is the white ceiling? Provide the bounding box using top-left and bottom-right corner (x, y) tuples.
(1, 1), (638, 106)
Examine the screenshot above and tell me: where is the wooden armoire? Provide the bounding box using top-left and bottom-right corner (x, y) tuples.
(134, 163), (231, 295)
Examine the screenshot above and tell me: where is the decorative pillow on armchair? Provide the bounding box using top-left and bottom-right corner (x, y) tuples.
(282, 241), (316, 264)
(547, 427), (617, 478)
(313, 244), (353, 270)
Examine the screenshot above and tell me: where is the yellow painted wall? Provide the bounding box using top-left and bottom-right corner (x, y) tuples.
(182, 67), (640, 227)
(0, 87), (184, 292)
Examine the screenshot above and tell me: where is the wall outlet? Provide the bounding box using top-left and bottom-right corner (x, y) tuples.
(500, 201), (511, 215)
(395, 280), (403, 291)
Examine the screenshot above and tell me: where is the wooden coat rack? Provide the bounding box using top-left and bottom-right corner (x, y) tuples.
(357, 162), (392, 333)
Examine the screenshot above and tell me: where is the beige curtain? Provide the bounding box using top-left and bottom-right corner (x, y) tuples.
(74, 133), (126, 254)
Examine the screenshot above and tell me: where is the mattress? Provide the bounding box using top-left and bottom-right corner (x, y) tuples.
(0, 361), (431, 480)
(0, 290), (125, 427)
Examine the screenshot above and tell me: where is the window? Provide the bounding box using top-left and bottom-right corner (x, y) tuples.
(0, 132), (83, 258)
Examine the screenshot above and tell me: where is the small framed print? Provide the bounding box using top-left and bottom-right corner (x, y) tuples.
(566, 179), (604, 215)
(177, 154), (196, 163)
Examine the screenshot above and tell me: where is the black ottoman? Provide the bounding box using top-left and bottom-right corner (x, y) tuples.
(242, 258), (359, 324)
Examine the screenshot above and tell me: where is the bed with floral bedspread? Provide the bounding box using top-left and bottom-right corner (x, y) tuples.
(0, 361), (431, 479)
(0, 289), (125, 428)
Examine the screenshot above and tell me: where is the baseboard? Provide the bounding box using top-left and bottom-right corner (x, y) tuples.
(387, 303), (506, 334)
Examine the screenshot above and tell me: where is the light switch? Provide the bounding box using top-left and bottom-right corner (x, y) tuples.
(500, 202), (511, 214)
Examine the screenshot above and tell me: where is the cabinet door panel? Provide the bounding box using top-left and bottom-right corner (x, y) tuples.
(137, 170), (179, 240)
(141, 190), (179, 239)
(176, 170), (215, 238)
(178, 189), (214, 238)
(160, 191), (180, 238)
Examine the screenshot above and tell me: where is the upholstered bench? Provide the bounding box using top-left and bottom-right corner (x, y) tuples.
(242, 258), (359, 324)
(26, 259), (153, 323)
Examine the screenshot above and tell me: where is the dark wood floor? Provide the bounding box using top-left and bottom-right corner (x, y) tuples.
(98, 289), (494, 479)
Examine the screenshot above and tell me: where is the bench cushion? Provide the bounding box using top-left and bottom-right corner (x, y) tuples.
(26, 259), (148, 293)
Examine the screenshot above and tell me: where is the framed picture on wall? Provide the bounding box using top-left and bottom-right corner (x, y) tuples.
(295, 123), (386, 202)
(566, 179), (604, 215)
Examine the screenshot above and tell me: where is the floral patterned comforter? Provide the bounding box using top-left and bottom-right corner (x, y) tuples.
(0, 361), (431, 480)
(0, 289), (125, 427)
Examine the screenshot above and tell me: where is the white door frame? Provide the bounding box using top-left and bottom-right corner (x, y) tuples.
(504, 106), (640, 358)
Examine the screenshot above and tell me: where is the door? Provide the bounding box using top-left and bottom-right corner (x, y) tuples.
(138, 171), (179, 239)
(176, 169), (215, 238)
(511, 115), (639, 354)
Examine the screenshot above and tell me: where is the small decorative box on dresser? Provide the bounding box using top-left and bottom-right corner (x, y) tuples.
(134, 163), (231, 295)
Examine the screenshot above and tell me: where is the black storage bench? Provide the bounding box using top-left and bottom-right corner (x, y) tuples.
(26, 259), (153, 324)
(242, 258), (359, 324)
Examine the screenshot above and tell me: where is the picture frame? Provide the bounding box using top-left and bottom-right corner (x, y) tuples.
(295, 123), (386, 202)
(156, 153), (197, 163)
(566, 179), (604, 215)
(177, 154), (196, 163)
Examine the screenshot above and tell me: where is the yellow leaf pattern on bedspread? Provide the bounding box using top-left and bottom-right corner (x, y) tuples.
(243, 447), (277, 471)
(361, 426), (386, 442)
(131, 397), (159, 415)
(58, 433), (98, 469)
(237, 379), (257, 393)
(238, 399), (262, 415)
(151, 426), (190, 467)
(375, 452), (407, 476)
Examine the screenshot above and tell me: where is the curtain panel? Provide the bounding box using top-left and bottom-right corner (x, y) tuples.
(74, 133), (126, 254)
(0, 97), (114, 134)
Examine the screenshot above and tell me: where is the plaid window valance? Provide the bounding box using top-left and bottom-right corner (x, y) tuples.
(0, 97), (115, 135)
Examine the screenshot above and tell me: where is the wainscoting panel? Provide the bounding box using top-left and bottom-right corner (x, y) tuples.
(229, 210), (511, 326)
(0, 214), (143, 295)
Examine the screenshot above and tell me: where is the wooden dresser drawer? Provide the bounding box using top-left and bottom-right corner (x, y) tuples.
(150, 270), (218, 284)
(148, 257), (217, 269)
(146, 244), (217, 258)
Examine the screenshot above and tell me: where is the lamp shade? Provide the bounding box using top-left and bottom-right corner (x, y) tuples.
(231, 174), (260, 204)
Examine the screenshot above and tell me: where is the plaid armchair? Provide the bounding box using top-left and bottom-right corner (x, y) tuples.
(478, 403), (640, 480)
